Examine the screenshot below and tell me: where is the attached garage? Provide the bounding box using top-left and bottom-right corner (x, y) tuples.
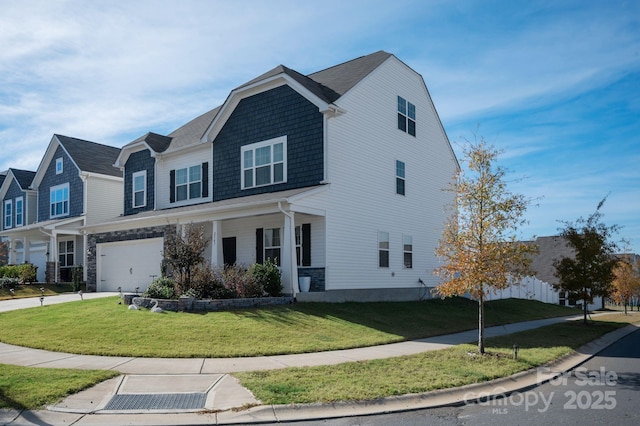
(97, 238), (163, 293)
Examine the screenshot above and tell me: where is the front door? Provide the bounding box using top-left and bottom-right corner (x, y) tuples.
(223, 237), (236, 266)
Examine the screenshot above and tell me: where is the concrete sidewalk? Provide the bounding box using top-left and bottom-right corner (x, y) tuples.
(0, 294), (637, 425)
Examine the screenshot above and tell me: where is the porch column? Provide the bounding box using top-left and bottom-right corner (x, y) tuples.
(211, 220), (223, 267)
(281, 210), (299, 296)
(8, 237), (15, 265)
(23, 237), (30, 263)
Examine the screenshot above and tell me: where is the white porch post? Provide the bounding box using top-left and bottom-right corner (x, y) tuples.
(8, 237), (15, 264)
(281, 209), (299, 297)
(50, 232), (58, 282)
(23, 237), (30, 263)
(211, 220), (223, 267)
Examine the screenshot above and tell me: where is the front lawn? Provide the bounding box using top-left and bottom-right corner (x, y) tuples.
(0, 296), (577, 358)
(0, 283), (81, 300)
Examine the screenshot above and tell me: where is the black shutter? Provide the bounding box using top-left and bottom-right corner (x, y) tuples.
(302, 223), (311, 266)
(256, 228), (264, 264)
(202, 162), (209, 198)
(169, 170), (175, 203)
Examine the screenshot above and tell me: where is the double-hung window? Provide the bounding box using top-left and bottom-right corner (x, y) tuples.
(397, 96), (416, 136)
(176, 165), (202, 202)
(403, 235), (413, 268)
(242, 136), (287, 189)
(50, 184), (69, 218)
(396, 160), (406, 195)
(4, 200), (12, 229)
(58, 240), (74, 267)
(264, 228), (281, 265)
(378, 231), (390, 268)
(132, 171), (146, 208)
(15, 197), (23, 227)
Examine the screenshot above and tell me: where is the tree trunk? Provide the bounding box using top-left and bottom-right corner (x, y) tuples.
(583, 299), (588, 324)
(478, 295), (485, 354)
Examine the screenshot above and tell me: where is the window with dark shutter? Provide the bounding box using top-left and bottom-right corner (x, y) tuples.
(169, 169), (176, 203)
(256, 228), (264, 263)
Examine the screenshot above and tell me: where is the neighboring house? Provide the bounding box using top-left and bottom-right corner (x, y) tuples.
(0, 135), (122, 283)
(489, 236), (603, 310)
(0, 168), (41, 278)
(82, 51), (460, 300)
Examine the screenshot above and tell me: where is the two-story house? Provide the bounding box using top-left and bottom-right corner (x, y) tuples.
(84, 51), (460, 301)
(1, 135), (122, 283)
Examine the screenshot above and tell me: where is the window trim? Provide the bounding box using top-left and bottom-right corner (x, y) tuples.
(132, 171), (147, 208)
(55, 158), (63, 174)
(378, 231), (390, 268)
(4, 200), (12, 229)
(403, 234), (413, 269)
(50, 183), (70, 218)
(396, 160), (406, 196)
(264, 227), (282, 265)
(397, 96), (416, 137)
(241, 136), (287, 189)
(15, 197), (23, 227)
(58, 239), (75, 267)
(175, 165), (202, 202)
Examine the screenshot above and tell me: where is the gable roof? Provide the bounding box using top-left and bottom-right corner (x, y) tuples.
(9, 169), (36, 190)
(166, 106), (220, 152)
(307, 50), (393, 98)
(55, 135), (122, 178)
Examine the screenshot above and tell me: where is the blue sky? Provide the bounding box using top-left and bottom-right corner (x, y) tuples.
(1, 0), (638, 251)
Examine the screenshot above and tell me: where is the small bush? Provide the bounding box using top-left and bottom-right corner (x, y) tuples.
(144, 277), (176, 299)
(252, 258), (282, 297)
(0, 277), (20, 289)
(223, 264), (263, 298)
(190, 263), (237, 299)
(0, 264), (37, 283)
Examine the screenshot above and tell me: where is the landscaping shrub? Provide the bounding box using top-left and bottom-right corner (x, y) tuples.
(0, 277), (20, 289)
(252, 258), (282, 297)
(0, 264), (37, 283)
(190, 263), (236, 299)
(222, 264), (263, 298)
(144, 277), (176, 299)
(71, 266), (83, 291)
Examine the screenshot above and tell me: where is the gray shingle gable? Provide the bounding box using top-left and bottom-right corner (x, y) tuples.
(9, 169), (36, 190)
(55, 134), (122, 177)
(307, 50), (392, 97)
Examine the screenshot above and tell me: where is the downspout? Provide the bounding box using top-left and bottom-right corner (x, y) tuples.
(278, 201), (299, 298)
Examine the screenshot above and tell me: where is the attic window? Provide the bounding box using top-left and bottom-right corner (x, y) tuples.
(397, 96), (416, 137)
(55, 158), (63, 174)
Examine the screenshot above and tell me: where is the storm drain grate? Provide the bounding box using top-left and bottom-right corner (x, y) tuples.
(104, 393), (207, 410)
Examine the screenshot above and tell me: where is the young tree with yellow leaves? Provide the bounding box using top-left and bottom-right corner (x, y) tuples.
(611, 254), (640, 314)
(434, 141), (536, 354)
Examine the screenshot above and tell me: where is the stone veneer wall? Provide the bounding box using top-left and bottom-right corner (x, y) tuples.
(297, 267), (325, 292)
(86, 225), (173, 291)
(123, 294), (293, 312)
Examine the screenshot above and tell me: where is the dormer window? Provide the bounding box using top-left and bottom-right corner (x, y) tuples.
(56, 158), (63, 174)
(50, 183), (69, 218)
(241, 136), (287, 189)
(397, 96), (416, 137)
(132, 171), (147, 208)
(169, 163), (208, 203)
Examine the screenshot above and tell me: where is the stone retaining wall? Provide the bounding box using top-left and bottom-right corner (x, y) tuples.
(123, 294), (294, 312)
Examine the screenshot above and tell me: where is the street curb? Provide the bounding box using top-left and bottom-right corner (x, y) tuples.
(216, 322), (640, 425)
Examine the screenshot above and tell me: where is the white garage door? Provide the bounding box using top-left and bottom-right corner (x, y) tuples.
(97, 238), (163, 293)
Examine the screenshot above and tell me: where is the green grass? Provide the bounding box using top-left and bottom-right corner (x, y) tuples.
(0, 364), (119, 410)
(236, 316), (638, 404)
(0, 297), (577, 358)
(0, 283), (81, 300)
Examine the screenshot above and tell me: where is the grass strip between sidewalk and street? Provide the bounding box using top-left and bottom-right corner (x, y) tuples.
(0, 365), (118, 410)
(0, 297), (577, 358)
(235, 313), (640, 405)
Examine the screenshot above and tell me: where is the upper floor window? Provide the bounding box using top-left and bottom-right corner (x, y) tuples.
(50, 183), (69, 218)
(170, 163), (208, 203)
(378, 231), (389, 268)
(242, 136), (287, 189)
(55, 158), (64, 174)
(403, 234), (413, 269)
(396, 160), (406, 195)
(397, 96), (416, 136)
(4, 200), (12, 229)
(15, 197), (23, 227)
(132, 171), (146, 208)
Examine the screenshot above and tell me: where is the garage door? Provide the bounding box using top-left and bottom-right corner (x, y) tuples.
(97, 238), (163, 293)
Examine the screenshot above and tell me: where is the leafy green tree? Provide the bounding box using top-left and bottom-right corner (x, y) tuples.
(553, 199), (619, 324)
(435, 140), (536, 354)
